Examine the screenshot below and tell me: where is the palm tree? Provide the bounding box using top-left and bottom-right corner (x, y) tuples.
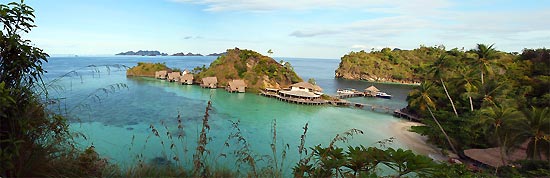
(509, 107), (550, 160)
(453, 67), (481, 111)
(267, 49), (273, 56)
(479, 104), (522, 165)
(408, 82), (458, 154)
(428, 55), (458, 117)
(472, 44), (497, 85)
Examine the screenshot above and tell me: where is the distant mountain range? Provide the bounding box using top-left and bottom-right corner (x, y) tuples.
(116, 50), (168, 56)
(172, 52), (203, 56)
(116, 50), (228, 57)
(206, 52), (227, 56)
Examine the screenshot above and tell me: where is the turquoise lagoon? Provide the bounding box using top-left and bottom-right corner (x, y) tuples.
(43, 56), (416, 171)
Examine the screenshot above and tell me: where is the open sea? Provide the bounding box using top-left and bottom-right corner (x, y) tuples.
(42, 55), (416, 173)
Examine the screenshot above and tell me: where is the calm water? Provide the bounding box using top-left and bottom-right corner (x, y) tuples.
(43, 56), (415, 172)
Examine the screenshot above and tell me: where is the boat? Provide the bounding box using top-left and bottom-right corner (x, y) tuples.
(376, 92), (392, 99)
(337, 88), (357, 94)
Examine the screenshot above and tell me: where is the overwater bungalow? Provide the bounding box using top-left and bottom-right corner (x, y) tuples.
(155, 70), (167, 79)
(364, 85), (380, 96)
(226, 79), (247, 93)
(167, 72), (181, 82)
(180, 73), (194, 85)
(200, 77), (218, 88)
(260, 82), (326, 105)
(278, 82), (325, 103)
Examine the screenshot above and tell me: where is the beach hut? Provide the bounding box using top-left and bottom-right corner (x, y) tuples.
(200, 77), (218, 88)
(226, 79), (247, 93)
(155, 70), (168, 79)
(464, 143), (548, 168)
(364, 85), (380, 96)
(167, 72), (181, 82)
(180, 73), (194, 85)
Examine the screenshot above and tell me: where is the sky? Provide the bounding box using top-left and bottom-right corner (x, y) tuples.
(6, 0), (549, 58)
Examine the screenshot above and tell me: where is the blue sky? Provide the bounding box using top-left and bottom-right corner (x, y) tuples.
(8, 0), (550, 58)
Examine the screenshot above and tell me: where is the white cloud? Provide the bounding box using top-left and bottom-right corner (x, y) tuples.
(170, 0), (452, 13)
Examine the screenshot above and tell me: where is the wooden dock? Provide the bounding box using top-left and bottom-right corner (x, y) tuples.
(393, 109), (421, 122)
(335, 92), (365, 99)
(347, 102), (394, 113)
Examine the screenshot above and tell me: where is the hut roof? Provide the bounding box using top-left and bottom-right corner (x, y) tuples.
(168, 71), (181, 76)
(181, 73), (194, 80)
(365, 86), (380, 92)
(290, 82), (323, 92)
(228, 79), (246, 88)
(464, 144), (548, 168)
(202, 77), (218, 84)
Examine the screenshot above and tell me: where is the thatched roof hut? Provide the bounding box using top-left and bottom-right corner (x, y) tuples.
(155, 70), (168, 79)
(167, 72), (181, 82)
(182, 69), (190, 75)
(364, 85), (380, 96)
(200, 77), (218, 88)
(227, 79), (247, 93)
(290, 82), (323, 92)
(464, 145), (548, 168)
(180, 74), (194, 85)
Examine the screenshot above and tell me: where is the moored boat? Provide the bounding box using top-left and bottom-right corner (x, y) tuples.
(337, 88), (357, 94)
(376, 92), (392, 99)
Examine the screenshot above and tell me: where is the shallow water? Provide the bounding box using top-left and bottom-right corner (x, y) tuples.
(43, 56), (415, 173)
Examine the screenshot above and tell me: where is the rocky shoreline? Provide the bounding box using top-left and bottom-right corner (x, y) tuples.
(334, 72), (421, 85)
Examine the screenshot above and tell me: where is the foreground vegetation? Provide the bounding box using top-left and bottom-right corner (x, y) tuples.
(402, 45), (549, 176)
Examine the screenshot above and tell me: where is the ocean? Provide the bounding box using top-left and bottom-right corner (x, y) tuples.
(42, 55), (416, 173)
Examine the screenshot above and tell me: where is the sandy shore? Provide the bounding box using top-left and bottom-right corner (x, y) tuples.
(390, 120), (448, 161)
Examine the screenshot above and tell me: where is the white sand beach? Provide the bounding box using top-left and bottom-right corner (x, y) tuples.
(390, 120), (448, 161)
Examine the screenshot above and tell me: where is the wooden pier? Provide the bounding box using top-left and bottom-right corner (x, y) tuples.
(335, 92), (365, 99)
(393, 109), (421, 122)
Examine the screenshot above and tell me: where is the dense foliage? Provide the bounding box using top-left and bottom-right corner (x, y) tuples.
(403, 44), (549, 175)
(196, 48), (302, 92)
(126, 62), (170, 77)
(335, 46), (446, 83)
(0, 1), (74, 176)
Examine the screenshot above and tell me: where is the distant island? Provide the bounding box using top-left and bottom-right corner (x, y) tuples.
(116, 50), (168, 56)
(172, 52), (203, 56)
(335, 47), (440, 84)
(206, 52), (227, 56)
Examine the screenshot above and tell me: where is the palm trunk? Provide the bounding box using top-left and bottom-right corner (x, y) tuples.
(469, 96), (474, 111)
(441, 78), (458, 117)
(427, 105), (458, 154)
(481, 69), (484, 85)
(496, 128), (507, 166)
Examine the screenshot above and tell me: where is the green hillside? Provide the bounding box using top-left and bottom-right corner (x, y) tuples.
(196, 48), (302, 92)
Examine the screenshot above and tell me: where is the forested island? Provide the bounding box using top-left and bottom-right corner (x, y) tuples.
(195, 48), (302, 92)
(116, 50), (168, 56)
(206, 52), (227, 56)
(171, 52), (203, 56)
(336, 46), (451, 84)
